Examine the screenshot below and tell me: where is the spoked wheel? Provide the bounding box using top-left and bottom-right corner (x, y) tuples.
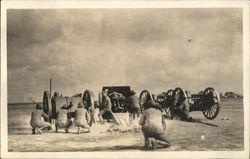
(139, 90), (152, 113)
(166, 89), (174, 96)
(51, 91), (60, 119)
(83, 90), (95, 108)
(202, 87), (220, 120)
(83, 90), (95, 125)
(43, 91), (52, 122)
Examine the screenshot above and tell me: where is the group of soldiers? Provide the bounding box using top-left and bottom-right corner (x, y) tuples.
(30, 89), (192, 150)
(30, 102), (91, 134)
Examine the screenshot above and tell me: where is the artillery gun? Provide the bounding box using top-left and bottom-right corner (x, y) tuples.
(139, 87), (220, 120)
(98, 86), (131, 113)
(98, 86), (132, 124)
(42, 89), (95, 122)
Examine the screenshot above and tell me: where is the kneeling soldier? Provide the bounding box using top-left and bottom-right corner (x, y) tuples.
(55, 104), (73, 133)
(139, 100), (171, 150)
(30, 104), (51, 134)
(74, 102), (91, 134)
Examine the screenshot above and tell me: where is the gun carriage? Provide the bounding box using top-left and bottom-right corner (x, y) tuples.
(42, 89), (94, 122)
(98, 86), (131, 113)
(139, 87), (220, 120)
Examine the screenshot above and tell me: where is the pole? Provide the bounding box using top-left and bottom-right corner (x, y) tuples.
(50, 78), (52, 97)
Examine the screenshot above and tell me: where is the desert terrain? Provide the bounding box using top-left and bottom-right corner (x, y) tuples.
(8, 98), (244, 152)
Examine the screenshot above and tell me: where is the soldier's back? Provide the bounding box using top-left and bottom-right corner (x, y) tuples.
(57, 109), (69, 123)
(74, 108), (88, 126)
(102, 95), (112, 111)
(141, 108), (164, 136)
(127, 95), (140, 109)
(30, 110), (44, 127)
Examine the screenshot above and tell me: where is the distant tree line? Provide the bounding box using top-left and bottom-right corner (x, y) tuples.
(219, 92), (243, 98)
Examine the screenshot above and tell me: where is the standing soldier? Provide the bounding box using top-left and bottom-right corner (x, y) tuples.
(30, 104), (51, 134)
(126, 90), (140, 121)
(74, 102), (91, 134)
(98, 91), (119, 124)
(55, 104), (73, 133)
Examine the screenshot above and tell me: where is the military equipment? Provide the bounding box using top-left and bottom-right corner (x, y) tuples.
(139, 87), (220, 120)
(42, 90), (94, 122)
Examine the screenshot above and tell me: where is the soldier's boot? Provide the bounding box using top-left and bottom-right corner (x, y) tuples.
(149, 138), (157, 150)
(32, 128), (36, 134)
(65, 128), (69, 133)
(157, 140), (171, 148)
(144, 138), (150, 149)
(83, 128), (91, 133)
(35, 127), (42, 135)
(77, 126), (81, 134)
(47, 126), (52, 131)
(55, 125), (58, 133)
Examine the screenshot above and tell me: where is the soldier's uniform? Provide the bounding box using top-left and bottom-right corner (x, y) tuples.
(55, 104), (73, 133)
(30, 104), (51, 134)
(109, 92), (120, 108)
(171, 92), (192, 121)
(74, 103), (91, 134)
(139, 102), (170, 150)
(98, 92), (119, 124)
(126, 91), (140, 121)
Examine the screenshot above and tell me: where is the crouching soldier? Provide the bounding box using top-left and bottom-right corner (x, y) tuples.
(30, 104), (51, 134)
(74, 102), (91, 134)
(171, 89), (193, 122)
(55, 104), (73, 133)
(139, 100), (170, 150)
(98, 91), (119, 124)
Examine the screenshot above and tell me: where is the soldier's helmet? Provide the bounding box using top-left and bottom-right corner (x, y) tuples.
(36, 104), (42, 109)
(130, 90), (136, 95)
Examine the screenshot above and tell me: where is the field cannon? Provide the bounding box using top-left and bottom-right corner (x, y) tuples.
(98, 86), (135, 124)
(98, 86), (132, 113)
(139, 87), (220, 120)
(42, 89), (95, 122)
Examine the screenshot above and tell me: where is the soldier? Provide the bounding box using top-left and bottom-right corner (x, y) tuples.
(30, 104), (51, 134)
(98, 91), (119, 124)
(126, 90), (140, 121)
(55, 104), (73, 133)
(139, 100), (170, 150)
(171, 90), (193, 121)
(74, 102), (91, 134)
(109, 92), (120, 109)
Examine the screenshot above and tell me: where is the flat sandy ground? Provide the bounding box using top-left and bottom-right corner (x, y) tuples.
(7, 98), (244, 152)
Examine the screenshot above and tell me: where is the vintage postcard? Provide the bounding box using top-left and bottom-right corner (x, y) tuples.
(1, 0), (249, 158)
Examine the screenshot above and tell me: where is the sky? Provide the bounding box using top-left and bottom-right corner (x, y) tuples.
(7, 8), (243, 103)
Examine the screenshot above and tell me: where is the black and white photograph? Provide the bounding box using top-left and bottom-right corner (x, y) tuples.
(1, 1), (249, 158)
